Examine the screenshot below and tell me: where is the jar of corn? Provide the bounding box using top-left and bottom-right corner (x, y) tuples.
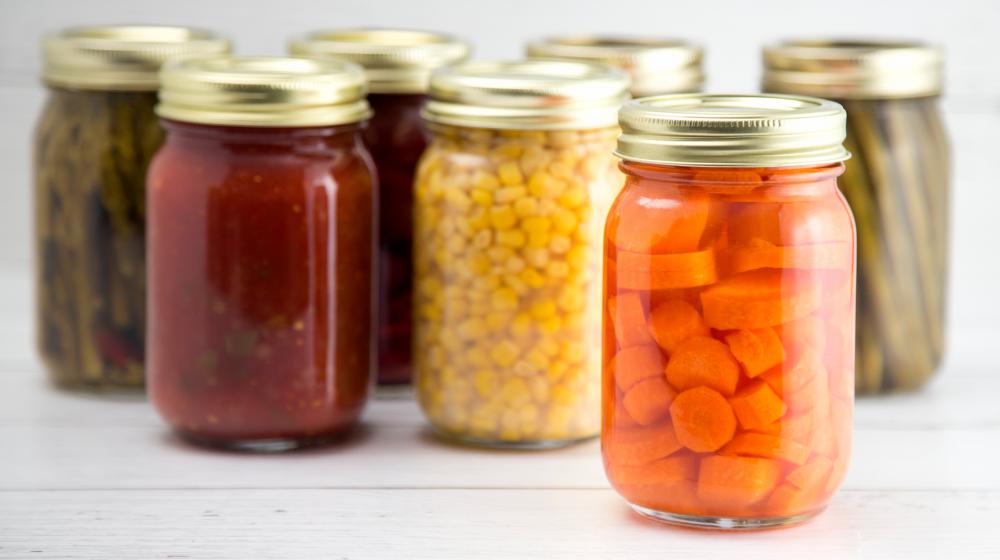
(413, 60), (629, 448)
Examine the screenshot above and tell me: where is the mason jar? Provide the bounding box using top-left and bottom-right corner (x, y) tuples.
(763, 40), (949, 394)
(147, 56), (376, 451)
(413, 60), (629, 447)
(34, 26), (229, 390)
(290, 29), (470, 388)
(603, 94), (855, 529)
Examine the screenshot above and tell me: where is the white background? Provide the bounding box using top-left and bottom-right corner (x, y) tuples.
(1, 1), (999, 557)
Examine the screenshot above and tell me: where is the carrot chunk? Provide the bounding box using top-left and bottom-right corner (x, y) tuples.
(778, 199), (854, 246)
(777, 315), (826, 361)
(615, 248), (718, 291)
(787, 455), (834, 491)
(775, 410), (815, 444)
(761, 482), (822, 516)
(728, 239), (852, 274)
(728, 381), (787, 430)
(648, 299), (710, 355)
(612, 185), (711, 254)
(608, 292), (655, 348)
(611, 345), (666, 392)
(721, 432), (810, 466)
(622, 377), (676, 426)
(700, 269), (822, 330)
(760, 346), (824, 395)
(612, 400), (641, 429)
(785, 362), (830, 414)
(724, 327), (786, 377)
(697, 455), (783, 508)
(670, 387), (737, 452)
(612, 454), (698, 487)
(608, 423), (683, 466)
(664, 336), (740, 396)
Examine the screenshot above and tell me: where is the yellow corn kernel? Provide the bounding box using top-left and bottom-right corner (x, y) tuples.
(466, 346), (491, 368)
(557, 287), (585, 313)
(527, 172), (565, 199)
(526, 229), (550, 248)
(490, 340), (520, 367)
(518, 268), (545, 288)
(562, 340), (586, 364)
(471, 231), (493, 251)
(530, 300), (557, 320)
(520, 216), (551, 235)
(549, 235), (571, 255)
(446, 235), (466, 254)
(551, 384), (576, 406)
(473, 170), (500, 190)
(470, 188), (493, 206)
(547, 130), (579, 147)
(519, 403), (541, 426)
(545, 405), (573, 437)
(495, 186), (527, 204)
(528, 377), (550, 403)
(457, 318), (487, 340)
(496, 229), (527, 248)
(513, 196), (539, 217)
(551, 208), (579, 235)
(537, 338), (560, 357)
(557, 182), (587, 209)
(489, 205), (517, 230)
(526, 348), (549, 370)
(566, 245), (589, 270)
(485, 311), (511, 331)
(500, 377), (530, 406)
(520, 146), (551, 175)
(525, 248), (550, 269)
(545, 261), (570, 279)
(505, 256), (526, 274)
(444, 188), (472, 211)
(494, 143), (524, 159)
(502, 274), (528, 295)
(510, 312), (532, 337)
(491, 287), (518, 311)
(539, 315), (563, 334)
(473, 369), (498, 398)
(497, 161), (524, 186)
(513, 360), (536, 377)
(549, 160), (574, 180)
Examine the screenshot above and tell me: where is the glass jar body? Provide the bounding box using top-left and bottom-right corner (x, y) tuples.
(602, 162), (856, 528)
(364, 93), (427, 387)
(147, 120), (376, 450)
(413, 124), (621, 447)
(34, 87), (161, 391)
(835, 96), (950, 394)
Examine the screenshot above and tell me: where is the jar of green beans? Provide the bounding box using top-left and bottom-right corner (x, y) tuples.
(35, 26), (229, 390)
(763, 40), (949, 393)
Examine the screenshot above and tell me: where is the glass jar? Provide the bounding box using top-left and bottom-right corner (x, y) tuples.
(413, 60), (629, 447)
(526, 36), (703, 97)
(34, 26), (229, 391)
(147, 56), (376, 451)
(764, 40), (949, 394)
(603, 94), (855, 529)
(291, 30), (470, 388)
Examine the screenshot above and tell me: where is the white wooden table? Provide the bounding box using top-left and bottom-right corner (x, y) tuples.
(1, 264), (998, 559)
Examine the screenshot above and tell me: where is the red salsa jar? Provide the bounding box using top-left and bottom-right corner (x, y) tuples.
(147, 56), (377, 451)
(603, 94), (855, 529)
(291, 30), (470, 387)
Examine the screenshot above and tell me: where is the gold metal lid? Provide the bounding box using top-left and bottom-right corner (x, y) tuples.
(288, 29), (470, 94)
(42, 25), (230, 91)
(156, 56), (372, 127)
(423, 59), (630, 130)
(763, 39), (944, 99)
(526, 36), (703, 97)
(616, 93), (850, 168)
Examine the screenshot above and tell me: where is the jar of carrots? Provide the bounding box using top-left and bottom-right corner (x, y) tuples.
(603, 94), (855, 529)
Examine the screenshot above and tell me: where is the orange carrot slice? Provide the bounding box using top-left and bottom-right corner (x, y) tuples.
(612, 400), (641, 430)
(608, 292), (655, 348)
(612, 185), (711, 254)
(628, 478), (707, 517)
(697, 455), (783, 508)
(787, 455), (834, 491)
(615, 248), (718, 291)
(762, 482), (824, 516)
(785, 362), (830, 414)
(608, 423), (683, 466)
(760, 346), (825, 395)
(611, 454), (698, 487)
(700, 269), (822, 330)
(724, 327), (786, 377)
(611, 345), (666, 392)
(777, 315), (827, 362)
(622, 377), (677, 426)
(779, 199), (854, 246)
(729, 202), (783, 246)
(728, 381), (787, 430)
(721, 433), (811, 466)
(727, 239), (852, 274)
(776, 410), (815, 444)
(670, 387), (737, 452)
(664, 336), (741, 396)
(648, 299), (710, 355)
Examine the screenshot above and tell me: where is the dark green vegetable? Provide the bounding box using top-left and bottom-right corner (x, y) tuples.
(839, 97), (950, 393)
(34, 88), (162, 390)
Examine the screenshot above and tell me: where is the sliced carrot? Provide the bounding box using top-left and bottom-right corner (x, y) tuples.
(612, 400), (641, 430)
(761, 346), (824, 396)
(787, 455), (834, 491)
(777, 315), (826, 362)
(778, 198), (854, 246)
(612, 184), (711, 254)
(697, 455), (783, 508)
(611, 345), (666, 392)
(721, 432), (810, 466)
(785, 362), (830, 414)
(829, 366), (854, 401)
(670, 387), (737, 452)
(729, 202), (783, 246)
(728, 381), (787, 431)
(824, 454), (850, 494)
(648, 299), (710, 355)
(607, 423), (683, 466)
(628, 478), (707, 517)
(664, 336), (741, 396)
(615, 248), (718, 291)
(776, 410), (815, 444)
(610, 454), (698, 487)
(608, 292), (655, 348)
(724, 327), (786, 377)
(622, 377), (676, 426)
(700, 269), (822, 330)
(761, 482), (824, 516)
(727, 239), (853, 274)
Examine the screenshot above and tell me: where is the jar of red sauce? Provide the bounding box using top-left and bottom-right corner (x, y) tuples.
(603, 94), (855, 529)
(290, 29), (470, 388)
(147, 56), (377, 451)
